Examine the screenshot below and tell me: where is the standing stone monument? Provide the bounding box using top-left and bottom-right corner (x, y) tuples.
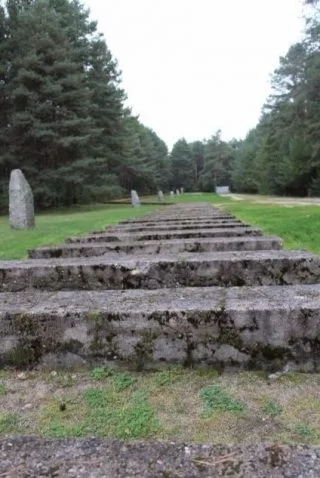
(176, 189), (180, 196)
(180, 187), (184, 194)
(131, 190), (140, 207)
(9, 169), (35, 229)
(170, 191), (175, 199)
(158, 190), (164, 203)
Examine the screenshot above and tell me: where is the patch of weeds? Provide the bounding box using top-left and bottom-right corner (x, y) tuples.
(90, 366), (114, 381)
(0, 382), (8, 396)
(0, 413), (21, 434)
(293, 424), (319, 439)
(200, 385), (247, 418)
(87, 310), (101, 321)
(53, 373), (75, 388)
(154, 367), (184, 386)
(115, 391), (161, 439)
(195, 368), (220, 380)
(113, 372), (136, 392)
(45, 421), (87, 438)
(263, 400), (283, 417)
(280, 372), (308, 385)
(84, 388), (161, 438)
(84, 388), (109, 408)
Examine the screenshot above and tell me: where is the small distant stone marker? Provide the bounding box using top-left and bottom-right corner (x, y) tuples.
(170, 191), (175, 198)
(176, 189), (180, 196)
(9, 169), (35, 229)
(131, 190), (140, 207)
(216, 186), (230, 194)
(180, 187), (184, 194)
(158, 190), (164, 203)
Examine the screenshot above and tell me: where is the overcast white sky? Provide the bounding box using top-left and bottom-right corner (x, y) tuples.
(83, 0), (306, 149)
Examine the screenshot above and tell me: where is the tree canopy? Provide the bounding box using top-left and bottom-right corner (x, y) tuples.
(0, 0), (170, 210)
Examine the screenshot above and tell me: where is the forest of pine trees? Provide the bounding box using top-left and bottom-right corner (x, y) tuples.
(0, 0), (170, 210)
(1, 0), (320, 211)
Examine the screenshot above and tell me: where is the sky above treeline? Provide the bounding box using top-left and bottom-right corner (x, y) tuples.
(83, 0), (306, 149)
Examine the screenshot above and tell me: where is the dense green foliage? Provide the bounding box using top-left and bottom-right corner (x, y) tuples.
(232, 4), (320, 196)
(0, 0), (169, 210)
(169, 132), (236, 192)
(1, 0), (320, 206)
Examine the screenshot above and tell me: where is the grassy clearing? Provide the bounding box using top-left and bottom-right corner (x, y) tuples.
(2, 192), (320, 258)
(0, 367), (320, 444)
(172, 193), (320, 254)
(223, 202), (320, 254)
(0, 203), (159, 259)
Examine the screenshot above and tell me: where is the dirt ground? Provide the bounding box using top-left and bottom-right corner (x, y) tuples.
(1, 367), (320, 446)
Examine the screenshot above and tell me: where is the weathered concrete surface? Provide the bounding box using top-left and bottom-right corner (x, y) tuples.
(1, 437), (320, 478)
(121, 214), (235, 224)
(67, 227), (264, 243)
(29, 236), (283, 259)
(109, 221), (247, 233)
(1, 284), (320, 370)
(0, 250), (320, 292)
(2, 284), (320, 369)
(117, 218), (238, 227)
(9, 169), (35, 229)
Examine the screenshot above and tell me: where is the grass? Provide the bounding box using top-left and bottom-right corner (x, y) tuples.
(2, 192), (320, 258)
(0, 367), (319, 444)
(200, 384), (247, 417)
(223, 202), (320, 254)
(0, 203), (159, 259)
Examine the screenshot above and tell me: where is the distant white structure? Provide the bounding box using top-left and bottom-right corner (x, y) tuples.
(170, 191), (175, 198)
(215, 186), (230, 195)
(180, 187), (184, 194)
(176, 189), (180, 196)
(158, 190), (164, 203)
(131, 190), (140, 207)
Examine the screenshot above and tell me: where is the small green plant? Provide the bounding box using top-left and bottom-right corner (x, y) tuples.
(87, 310), (101, 321)
(113, 372), (136, 392)
(90, 366), (114, 381)
(0, 382), (8, 396)
(0, 413), (20, 434)
(116, 391), (161, 439)
(262, 400), (283, 417)
(83, 388), (160, 438)
(154, 367), (183, 386)
(294, 424), (318, 438)
(200, 384), (247, 417)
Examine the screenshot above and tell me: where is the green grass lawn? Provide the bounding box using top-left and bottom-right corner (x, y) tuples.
(0, 204), (159, 260)
(222, 202), (320, 254)
(173, 193), (320, 254)
(1, 193), (320, 259)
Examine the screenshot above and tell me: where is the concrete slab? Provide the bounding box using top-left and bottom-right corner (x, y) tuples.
(0, 250), (319, 292)
(2, 284), (320, 369)
(29, 236), (283, 259)
(109, 221), (247, 233)
(1, 437), (320, 478)
(67, 227), (264, 243)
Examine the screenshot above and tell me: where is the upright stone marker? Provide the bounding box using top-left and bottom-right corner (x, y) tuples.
(9, 169), (35, 229)
(180, 187), (184, 194)
(176, 189), (180, 196)
(170, 191), (175, 199)
(131, 190), (140, 207)
(158, 190), (164, 203)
